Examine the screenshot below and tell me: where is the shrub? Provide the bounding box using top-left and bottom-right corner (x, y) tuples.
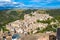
(29, 14), (34, 16)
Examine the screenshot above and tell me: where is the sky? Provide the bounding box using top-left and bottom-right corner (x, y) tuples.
(0, 0), (60, 9)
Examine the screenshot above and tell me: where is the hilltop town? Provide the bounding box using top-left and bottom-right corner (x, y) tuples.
(0, 9), (60, 40)
(6, 11), (53, 34)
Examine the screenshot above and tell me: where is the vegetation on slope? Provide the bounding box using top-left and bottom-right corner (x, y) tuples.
(0, 10), (25, 32)
(46, 9), (60, 23)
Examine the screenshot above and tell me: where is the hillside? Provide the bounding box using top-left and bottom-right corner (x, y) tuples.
(0, 9), (60, 33)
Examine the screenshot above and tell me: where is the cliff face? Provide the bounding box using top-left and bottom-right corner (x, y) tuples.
(6, 11), (53, 34)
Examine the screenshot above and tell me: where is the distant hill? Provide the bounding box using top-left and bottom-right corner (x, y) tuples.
(46, 9), (60, 17)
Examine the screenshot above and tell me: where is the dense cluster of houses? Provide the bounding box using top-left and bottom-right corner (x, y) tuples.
(6, 12), (53, 34)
